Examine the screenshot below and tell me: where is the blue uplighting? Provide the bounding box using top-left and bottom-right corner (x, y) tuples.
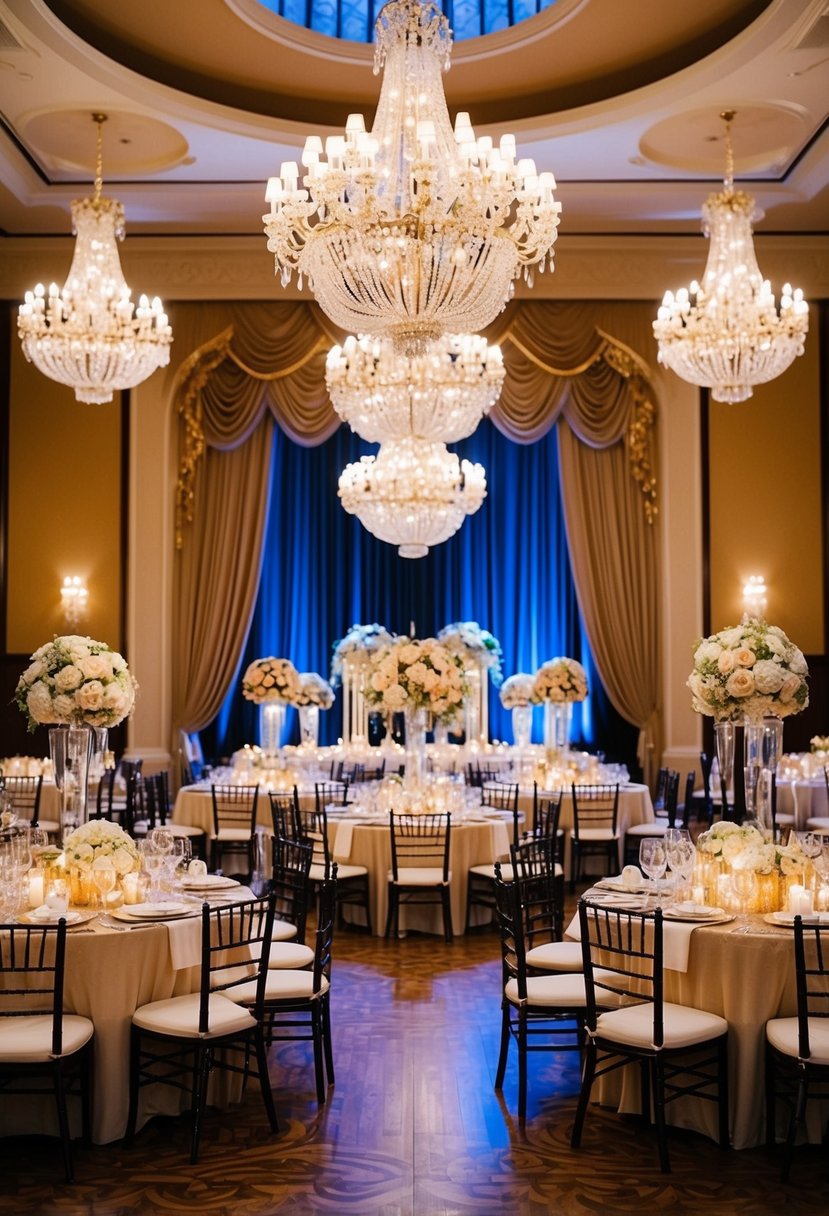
(257, 0), (557, 42)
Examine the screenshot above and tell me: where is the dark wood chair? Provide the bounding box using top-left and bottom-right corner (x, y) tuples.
(268, 789), (300, 841)
(209, 784), (260, 880)
(386, 812), (452, 943)
(1, 775), (54, 835)
(125, 894), (278, 1164)
(465, 781), (521, 930)
(511, 835), (579, 966)
(569, 784), (620, 891)
(297, 795), (372, 934)
(572, 899), (729, 1173)
(623, 770), (680, 865)
(0, 920), (94, 1181)
(144, 771), (206, 858)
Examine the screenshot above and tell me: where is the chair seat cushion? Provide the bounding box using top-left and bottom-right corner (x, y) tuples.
(228, 970), (330, 1004)
(625, 822), (668, 837)
(271, 919), (298, 942)
(33, 819), (61, 835)
(309, 862), (367, 882)
(212, 827), (254, 842)
(596, 1001), (727, 1050)
(132, 992), (256, 1038)
(469, 863), (513, 881)
(574, 828), (619, 841)
(268, 941), (314, 969)
(168, 824), (205, 838)
(505, 972), (587, 1008)
(526, 941), (584, 972)
(767, 1016), (829, 1065)
(389, 868), (450, 886)
(0, 1014), (93, 1063)
(806, 817), (829, 832)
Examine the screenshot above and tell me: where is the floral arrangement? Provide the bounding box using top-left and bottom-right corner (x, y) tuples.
(241, 656), (301, 704)
(63, 819), (140, 875)
(294, 672), (335, 709)
(687, 618), (809, 723)
(531, 657), (588, 704)
(330, 623), (394, 685)
(811, 736), (829, 754)
(696, 820), (806, 877)
(16, 635), (137, 733)
(364, 636), (467, 723)
(499, 673), (536, 709)
(437, 622), (503, 686)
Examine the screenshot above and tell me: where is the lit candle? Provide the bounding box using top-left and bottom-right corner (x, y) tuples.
(122, 873), (140, 905)
(28, 871), (45, 908)
(788, 884), (805, 914)
(692, 885), (705, 907)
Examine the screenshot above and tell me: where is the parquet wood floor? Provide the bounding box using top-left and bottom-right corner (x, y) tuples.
(2, 892), (828, 1216)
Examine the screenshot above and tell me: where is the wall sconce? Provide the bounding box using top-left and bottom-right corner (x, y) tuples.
(742, 574), (767, 619)
(60, 576), (89, 628)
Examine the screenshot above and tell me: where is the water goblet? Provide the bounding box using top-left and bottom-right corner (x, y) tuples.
(639, 838), (667, 902)
(666, 835), (695, 904)
(795, 831), (823, 889)
(730, 864), (757, 933)
(92, 862), (117, 912)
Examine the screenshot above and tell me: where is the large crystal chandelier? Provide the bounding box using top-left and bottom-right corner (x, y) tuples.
(263, 0), (561, 355)
(338, 436), (486, 558)
(325, 332), (504, 443)
(653, 111), (808, 404)
(18, 114), (172, 405)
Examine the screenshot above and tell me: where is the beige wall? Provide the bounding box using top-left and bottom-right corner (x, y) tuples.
(708, 335), (823, 654)
(7, 341), (122, 656)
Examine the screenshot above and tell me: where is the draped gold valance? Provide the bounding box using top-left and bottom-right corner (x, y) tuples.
(174, 300), (657, 548)
(170, 299), (662, 784)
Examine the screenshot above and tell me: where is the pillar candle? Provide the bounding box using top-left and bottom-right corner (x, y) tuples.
(27, 871), (45, 908)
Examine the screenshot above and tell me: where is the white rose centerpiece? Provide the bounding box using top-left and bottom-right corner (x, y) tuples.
(437, 622), (503, 686)
(16, 635), (137, 732)
(242, 656), (301, 704)
(687, 618), (809, 722)
(63, 819), (140, 875)
(294, 672), (335, 709)
(364, 636), (467, 724)
(499, 673), (536, 709)
(531, 657), (589, 704)
(330, 623), (393, 686)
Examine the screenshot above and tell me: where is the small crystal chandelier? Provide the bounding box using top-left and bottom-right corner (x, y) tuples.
(653, 110), (808, 404)
(325, 332), (505, 443)
(338, 435), (486, 558)
(18, 113), (172, 404)
(263, 0), (561, 356)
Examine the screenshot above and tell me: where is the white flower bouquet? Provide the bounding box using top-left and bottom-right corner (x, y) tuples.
(330, 623), (394, 685)
(242, 657), (301, 704)
(687, 618), (809, 723)
(810, 736), (829, 754)
(63, 819), (141, 875)
(437, 622), (503, 686)
(499, 673), (536, 709)
(696, 820), (805, 876)
(294, 672), (335, 709)
(531, 657), (588, 704)
(364, 636), (468, 724)
(16, 635), (137, 733)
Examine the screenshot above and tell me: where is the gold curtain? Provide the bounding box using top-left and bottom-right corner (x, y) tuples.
(171, 300), (661, 776)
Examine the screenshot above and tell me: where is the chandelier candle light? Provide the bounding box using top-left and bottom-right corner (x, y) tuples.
(653, 110), (808, 404)
(262, 0), (561, 356)
(326, 333), (504, 443)
(18, 114), (172, 404)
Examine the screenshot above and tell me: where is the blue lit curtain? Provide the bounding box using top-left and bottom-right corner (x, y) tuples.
(205, 418), (634, 761)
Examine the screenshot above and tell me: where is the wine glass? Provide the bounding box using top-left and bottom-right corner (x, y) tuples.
(639, 838), (667, 902)
(666, 836), (696, 904)
(795, 831), (823, 889)
(730, 864), (757, 933)
(92, 862), (117, 912)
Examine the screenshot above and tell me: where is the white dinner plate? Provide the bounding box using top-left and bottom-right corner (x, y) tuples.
(663, 906), (731, 923)
(180, 875), (240, 891)
(763, 911), (829, 928)
(113, 902), (195, 922)
(18, 909), (95, 927)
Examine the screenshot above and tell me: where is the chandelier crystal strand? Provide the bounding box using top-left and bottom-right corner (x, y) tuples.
(263, 0), (561, 355)
(326, 333), (505, 443)
(338, 436), (486, 558)
(653, 110), (808, 404)
(18, 114), (172, 404)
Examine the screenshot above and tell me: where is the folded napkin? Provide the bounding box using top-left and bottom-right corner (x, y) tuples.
(187, 859), (208, 878)
(332, 820), (354, 861)
(490, 821), (510, 860)
(565, 905), (699, 973)
(28, 903), (68, 920)
(166, 916), (202, 971)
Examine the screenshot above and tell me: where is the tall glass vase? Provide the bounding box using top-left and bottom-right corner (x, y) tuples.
(544, 701), (572, 753)
(49, 725), (93, 839)
(298, 704), (320, 747)
(260, 701), (286, 754)
(745, 718), (783, 834)
(464, 666), (482, 746)
(87, 727), (109, 815)
(404, 706), (427, 790)
(512, 704), (533, 749)
(714, 721), (737, 820)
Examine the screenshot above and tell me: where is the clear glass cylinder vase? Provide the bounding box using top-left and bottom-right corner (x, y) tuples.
(49, 725), (93, 838)
(404, 706), (428, 790)
(464, 666), (482, 745)
(298, 704), (320, 747)
(544, 701), (572, 752)
(512, 704), (533, 749)
(260, 701), (286, 754)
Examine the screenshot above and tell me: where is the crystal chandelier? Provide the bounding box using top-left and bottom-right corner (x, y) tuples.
(263, 0), (561, 355)
(338, 436), (486, 558)
(18, 114), (172, 404)
(325, 332), (504, 443)
(653, 110), (808, 404)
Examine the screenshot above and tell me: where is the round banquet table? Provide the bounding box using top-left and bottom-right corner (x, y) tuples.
(572, 912), (829, 1150)
(0, 892), (252, 1145)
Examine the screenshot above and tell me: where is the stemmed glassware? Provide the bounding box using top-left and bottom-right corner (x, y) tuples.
(665, 830), (695, 904)
(639, 838), (668, 903)
(92, 862), (117, 912)
(730, 864), (757, 933)
(794, 831), (823, 890)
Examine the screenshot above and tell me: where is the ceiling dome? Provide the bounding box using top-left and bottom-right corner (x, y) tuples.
(255, 0), (557, 43)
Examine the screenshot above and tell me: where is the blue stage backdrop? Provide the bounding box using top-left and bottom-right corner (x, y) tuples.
(203, 419), (638, 768)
